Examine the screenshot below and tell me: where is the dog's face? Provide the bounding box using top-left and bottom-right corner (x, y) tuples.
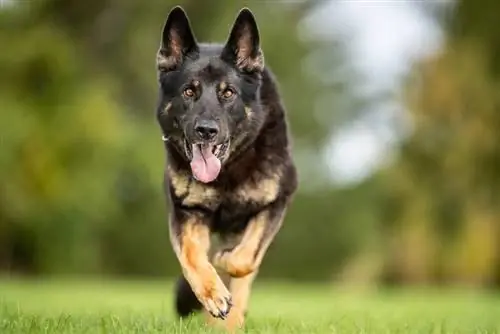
(156, 7), (266, 183)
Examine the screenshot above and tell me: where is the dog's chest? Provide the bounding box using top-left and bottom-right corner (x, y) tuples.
(168, 163), (280, 213)
(168, 168), (281, 212)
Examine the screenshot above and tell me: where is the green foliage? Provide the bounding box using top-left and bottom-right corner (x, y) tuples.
(378, 0), (500, 287)
(0, 3), (167, 275)
(4, 0), (500, 288)
(0, 0), (361, 280)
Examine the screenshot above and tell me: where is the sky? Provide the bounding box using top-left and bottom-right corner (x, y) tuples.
(304, 0), (447, 185)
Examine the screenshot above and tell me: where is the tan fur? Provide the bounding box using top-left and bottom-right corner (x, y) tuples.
(209, 209), (286, 331)
(163, 102), (172, 114)
(213, 210), (267, 278)
(171, 217), (231, 318)
(185, 182), (219, 207)
(226, 272), (257, 330)
(253, 209), (286, 266)
(202, 271), (232, 327)
(233, 171), (281, 205)
(167, 167), (220, 208)
(205, 272), (257, 333)
(244, 106), (252, 118)
(167, 166), (190, 197)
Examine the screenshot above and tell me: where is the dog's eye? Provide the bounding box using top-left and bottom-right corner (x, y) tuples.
(222, 88), (235, 99)
(183, 88), (195, 98)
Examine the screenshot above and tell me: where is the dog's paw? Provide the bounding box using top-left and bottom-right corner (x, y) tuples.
(201, 278), (233, 319)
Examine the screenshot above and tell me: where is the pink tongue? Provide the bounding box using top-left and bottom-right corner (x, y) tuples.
(190, 144), (221, 183)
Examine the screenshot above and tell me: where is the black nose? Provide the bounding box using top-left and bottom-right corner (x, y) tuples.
(194, 119), (219, 141)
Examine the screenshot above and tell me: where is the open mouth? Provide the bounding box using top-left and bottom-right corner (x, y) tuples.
(184, 140), (228, 160)
(184, 140), (229, 183)
(212, 143), (223, 156)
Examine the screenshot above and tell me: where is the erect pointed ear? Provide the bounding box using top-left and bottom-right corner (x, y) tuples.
(157, 6), (199, 72)
(221, 8), (264, 73)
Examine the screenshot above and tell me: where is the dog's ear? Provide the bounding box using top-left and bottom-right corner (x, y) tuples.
(221, 8), (264, 73)
(157, 6), (198, 72)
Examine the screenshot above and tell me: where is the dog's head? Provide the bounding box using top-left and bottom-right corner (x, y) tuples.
(156, 6), (266, 183)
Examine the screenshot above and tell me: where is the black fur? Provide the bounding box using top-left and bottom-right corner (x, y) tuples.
(174, 275), (202, 317)
(155, 6), (298, 320)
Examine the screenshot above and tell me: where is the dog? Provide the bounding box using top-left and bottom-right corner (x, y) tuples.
(155, 5), (298, 331)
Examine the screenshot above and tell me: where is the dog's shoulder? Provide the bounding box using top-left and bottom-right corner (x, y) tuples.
(224, 74), (298, 207)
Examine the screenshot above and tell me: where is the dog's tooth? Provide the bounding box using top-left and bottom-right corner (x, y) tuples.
(215, 144), (222, 155)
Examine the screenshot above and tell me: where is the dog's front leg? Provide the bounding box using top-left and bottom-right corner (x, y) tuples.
(212, 201), (288, 329)
(213, 202), (287, 278)
(169, 209), (232, 319)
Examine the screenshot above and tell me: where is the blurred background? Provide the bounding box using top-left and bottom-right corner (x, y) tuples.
(1, 0), (499, 291)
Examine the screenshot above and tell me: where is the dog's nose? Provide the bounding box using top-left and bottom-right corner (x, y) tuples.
(194, 119), (219, 141)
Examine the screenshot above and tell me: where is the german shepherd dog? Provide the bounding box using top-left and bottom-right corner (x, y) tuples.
(155, 6), (297, 331)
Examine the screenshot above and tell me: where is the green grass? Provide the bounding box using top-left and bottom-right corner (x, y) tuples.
(0, 278), (499, 333)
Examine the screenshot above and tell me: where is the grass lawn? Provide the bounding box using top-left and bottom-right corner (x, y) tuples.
(0, 278), (499, 333)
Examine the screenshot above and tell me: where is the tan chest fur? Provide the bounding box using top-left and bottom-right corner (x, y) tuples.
(231, 171), (281, 205)
(167, 167), (220, 209)
(167, 167), (281, 209)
